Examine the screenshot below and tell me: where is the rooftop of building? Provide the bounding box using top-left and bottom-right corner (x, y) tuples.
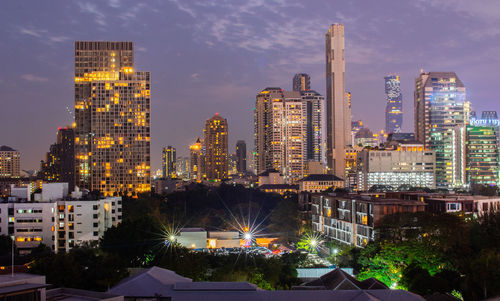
(259, 184), (299, 190)
(258, 170), (281, 177)
(0, 145), (17, 152)
(180, 228), (206, 233)
(298, 268), (388, 291)
(109, 266), (425, 301)
(46, 288), (123, 301)
(300, 174), (344, 182)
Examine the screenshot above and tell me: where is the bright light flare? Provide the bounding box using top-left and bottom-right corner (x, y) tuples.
(243, 232), (252, 240)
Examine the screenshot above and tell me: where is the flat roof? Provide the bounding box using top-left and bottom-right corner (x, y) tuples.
(0, 283), (50, 296)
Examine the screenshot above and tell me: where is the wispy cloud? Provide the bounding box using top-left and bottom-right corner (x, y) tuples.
(108, 0), (120, 8)
(21, 74), (49, 82)
(18, 27), (69, 44)
(77, 2), (107, 26)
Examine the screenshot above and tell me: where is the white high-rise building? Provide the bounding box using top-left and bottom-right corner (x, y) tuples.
(326, 24), (350, 178)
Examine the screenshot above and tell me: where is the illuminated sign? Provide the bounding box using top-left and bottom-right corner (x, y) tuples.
(469, 118), (500, 127)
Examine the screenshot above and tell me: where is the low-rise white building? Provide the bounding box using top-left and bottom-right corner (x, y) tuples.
(0, 183), (122, 254)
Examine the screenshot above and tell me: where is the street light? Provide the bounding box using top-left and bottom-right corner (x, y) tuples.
(243, 232), (252, 241)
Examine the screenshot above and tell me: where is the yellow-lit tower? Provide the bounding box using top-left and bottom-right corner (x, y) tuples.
(74, 41), (151, 196)
(204, 113), (228, 181)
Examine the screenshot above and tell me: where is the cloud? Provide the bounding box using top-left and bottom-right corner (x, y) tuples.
(136, 46), (147, 52)
(18, 27), (68, 44)
(191, 73), (199, 79)
(21, 74), (49, 82)
(77, 2), (107, 26)
(108, 0), (120, 8)
(19, 27), (47, 38)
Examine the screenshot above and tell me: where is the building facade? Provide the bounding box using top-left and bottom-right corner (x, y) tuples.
(0, 146), (20, 178)
(254, 87), (324, 183)
(189, 138), (204, 181)
(326, 24), (351, 178)
(236, 140), (247, 174)
(0, 187), (121, 254)
(74, 41), (150, 196)
(298, 174), (344, 193)
(357, 143), (436, 191)
(293, 73), (311, 92)
(162, 146), (176, 179)
(302, 90), (324, 163)
(466, 124), (499, 186)
(203, 114), (228, 181)
(384, 75), (403, 134)
(40, 127), (75, 191)
(311, 194), (425, 247)
(414, 72), (467, 188)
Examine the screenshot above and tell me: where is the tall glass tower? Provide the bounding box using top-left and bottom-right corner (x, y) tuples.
(384, 75), (403, 134)
(414, 72), (466, 188)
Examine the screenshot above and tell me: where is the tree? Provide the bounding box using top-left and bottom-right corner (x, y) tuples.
(100, 216), (163, 266)
(268, 195), (301, 242)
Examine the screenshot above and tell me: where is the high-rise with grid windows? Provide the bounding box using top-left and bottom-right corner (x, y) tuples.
(74, 41), (150, 196)
(203, 114), (228, 181)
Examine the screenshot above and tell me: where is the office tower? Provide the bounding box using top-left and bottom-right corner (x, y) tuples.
(255, 88), (284, 174)
(40, 127), (75, 191)
(203, 114), (228, 181)
(189, 138), (203, 181)
(175, 156), (189, 180)
(326, 24), (349, 178)
(351, 120), (363, 146)
(293, 73), (311, 91)
(162, 146), (176, 179)
(0, 146), (20, 178)
(344, 91), (352, 148)
(283, 91), (305, 182)
(301, 90), (324, 162)
(236, 140), (247, 173)
(384, 75), (403, 134)
(466, 114), (499, 186)
(414, 72), (466, 187)
(254, 87), (325, 182)
(74, 41), (150, 196)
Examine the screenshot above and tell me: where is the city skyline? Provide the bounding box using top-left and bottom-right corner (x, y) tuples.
(2, 1), (500, 171)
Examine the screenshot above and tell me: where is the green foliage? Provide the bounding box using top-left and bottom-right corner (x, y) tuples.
(100, 216), (163, 266)
(268, 194), (301, 243)
(29, 247), (128, 291)
(356, 211), (500, 300)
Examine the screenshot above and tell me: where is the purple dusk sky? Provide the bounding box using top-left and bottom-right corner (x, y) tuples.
(1, 0), (500, 172)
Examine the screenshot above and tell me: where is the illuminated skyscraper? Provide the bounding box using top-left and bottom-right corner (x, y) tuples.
(414, 72), (466, 187)
(326, 24), (350, 178)
(74, 41), (150, 196)
(41, 127), (75, 191)
(301, 90), (324, 163)
(255, 88), (284, 174)
(293, 73), (311, 91)
(385, 75), (403, 134)
(466, 113), (499, 186)
(162, 146), (176, 179)
(236, 140), (247, 173)
(204, 114), (228, 181)
(254, 87), (325, 182)
(189, 138), (203, 181)
(0, 146), (20, 178)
